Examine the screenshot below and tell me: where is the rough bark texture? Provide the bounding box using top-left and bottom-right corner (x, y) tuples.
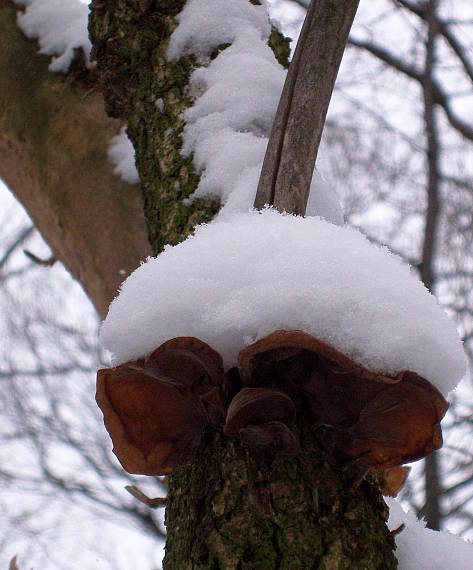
(89, 0), (219, 256)
(165, 421), (397, 569)
(0, 0), (150, 317)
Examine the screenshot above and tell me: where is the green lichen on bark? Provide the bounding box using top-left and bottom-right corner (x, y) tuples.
(88, 0), (291, 255)
(268, 29), (291, 69)
(88, 0), (218, 255)
(165, 419), (398, 570)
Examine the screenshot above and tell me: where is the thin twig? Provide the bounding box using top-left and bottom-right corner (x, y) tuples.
(125, 485), (167, 509)
(23, 250), (57, 267)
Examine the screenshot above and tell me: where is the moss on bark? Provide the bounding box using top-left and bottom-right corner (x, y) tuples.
(165, 419), (397, 569)
(89, 0), (218, 255)
(88, 0), (290, 254)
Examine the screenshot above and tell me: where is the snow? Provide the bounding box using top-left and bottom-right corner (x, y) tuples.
(14, 0), (91, 72)
(387, 498), (473, 569)
(101, 209), (465, 396)
(167, 0), (271, 61)
(168, 0), (344, 224)
(13, 0), (343, 221)
(108, 128), (140, 185)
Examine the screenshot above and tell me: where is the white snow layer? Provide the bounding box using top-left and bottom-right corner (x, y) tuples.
(387, 499), (473, 570)
(14, 0), (343, 219)
(168, 0), (344, 224)
(101, 209), (465, 396)
(14, 0), (91, 72)
(108, 128), (140, 185)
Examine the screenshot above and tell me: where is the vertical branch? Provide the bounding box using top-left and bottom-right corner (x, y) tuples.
(421, 0), (442, 531)
(254, 0), (360, 215)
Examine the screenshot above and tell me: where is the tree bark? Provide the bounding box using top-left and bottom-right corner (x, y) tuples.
(0, 0), (151, 318)
(88, 0), (220, 257)
(88, 1), (398, 567)
(164, 426), (396, 569)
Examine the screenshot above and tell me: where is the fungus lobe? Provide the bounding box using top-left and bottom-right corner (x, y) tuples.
(96, 337), (224, 475)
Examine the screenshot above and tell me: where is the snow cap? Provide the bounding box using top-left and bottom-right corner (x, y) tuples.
(101, 209), (465, 397)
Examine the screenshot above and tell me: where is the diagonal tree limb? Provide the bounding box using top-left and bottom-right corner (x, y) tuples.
(254, 0), (360, 215)
(0, 0), (150, 317)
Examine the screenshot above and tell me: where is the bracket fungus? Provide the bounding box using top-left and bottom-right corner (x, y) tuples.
(378, 466), (411, 498)
(97, 328), (448, 483)
(223, 387), (296, 437)
(96, 337), (225, 475)
(238, 330), (448, 468)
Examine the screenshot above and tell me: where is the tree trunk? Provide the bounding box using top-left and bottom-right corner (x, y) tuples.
(165, 425), (396, 569)
(89, 1), (398, 567)
(0, 0), (150, 317)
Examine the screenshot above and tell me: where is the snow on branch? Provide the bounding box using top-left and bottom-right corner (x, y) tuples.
(167, 0), (343, 223)
(108, 128), (140, 185)
(14, 0), (91, 73)
(387, 498), (473, 570)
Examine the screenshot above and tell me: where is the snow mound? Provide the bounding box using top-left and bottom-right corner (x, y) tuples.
(167, 0), (343, 224)
(108, 128), (140, 185)
(15, 0), (91, 72)
(101, 209), (465, 396)
(167, 0), (271, 61)
(387, 499), (473, 569)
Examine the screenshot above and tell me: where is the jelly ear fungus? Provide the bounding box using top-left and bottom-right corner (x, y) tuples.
(237, 330), (448, 469)
(97, 329), (447, 490)
(96, 337), (225, 475)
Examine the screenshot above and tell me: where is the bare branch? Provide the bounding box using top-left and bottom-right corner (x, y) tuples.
(393, 0), (473, 85)
(0, 225), (34, 271)
(347, 36), (473, 142)
(255, 0), (360, 214)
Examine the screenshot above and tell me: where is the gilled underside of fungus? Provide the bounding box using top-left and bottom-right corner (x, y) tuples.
(96, 330), (448, 492)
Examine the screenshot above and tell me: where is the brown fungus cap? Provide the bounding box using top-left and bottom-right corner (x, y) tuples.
(96, 337), (225, 475)
(238, 330), (403, 386)
(148, 336), (224, 393)
(224, 387), (296, 437)
(97, 330), (449, 475)
(237, 330), (448, 469)
(378, 466), (411, 497)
